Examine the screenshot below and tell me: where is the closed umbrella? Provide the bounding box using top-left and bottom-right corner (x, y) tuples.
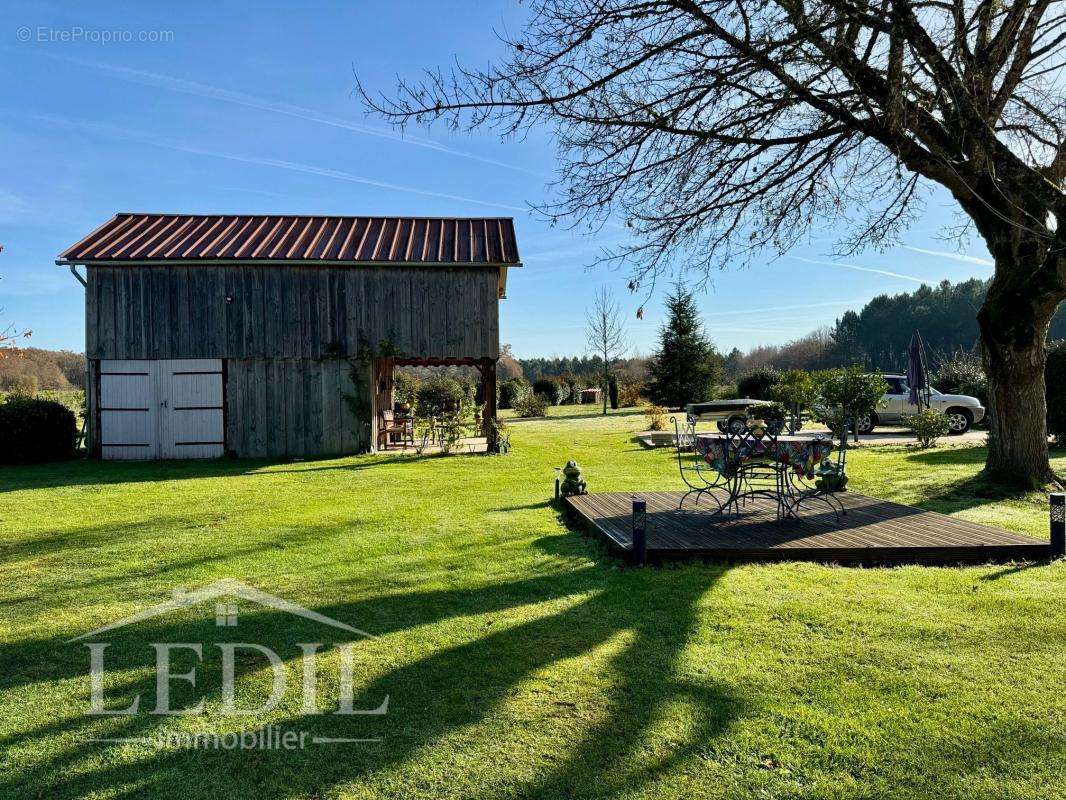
(906, 331), (930, 410)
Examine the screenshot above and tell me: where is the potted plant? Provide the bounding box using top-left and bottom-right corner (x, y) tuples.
(746, 402), (788, 435)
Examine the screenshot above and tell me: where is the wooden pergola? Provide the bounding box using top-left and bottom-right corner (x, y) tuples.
(373, 356), (498, 449)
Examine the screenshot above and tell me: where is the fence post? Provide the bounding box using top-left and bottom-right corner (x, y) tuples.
(631, 497), (647, 566)
(1050, 493), (1065, 558)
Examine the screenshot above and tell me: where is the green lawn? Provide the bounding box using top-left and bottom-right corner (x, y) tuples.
(1, 405), (1063, 799)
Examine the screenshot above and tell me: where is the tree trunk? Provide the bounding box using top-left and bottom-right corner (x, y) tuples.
(978, 269), (1059, 487)
(602, 359), (609, 416)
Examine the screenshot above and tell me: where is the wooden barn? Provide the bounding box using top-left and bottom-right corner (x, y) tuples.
(58, 213), (521, 460)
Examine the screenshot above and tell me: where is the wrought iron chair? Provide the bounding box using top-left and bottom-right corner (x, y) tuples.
(671, 416), (726, 510)
(717, 416), (791, 518)
(780, 403), (849, 520)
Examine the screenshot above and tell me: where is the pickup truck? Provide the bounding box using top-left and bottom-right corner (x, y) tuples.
(855, 374), (985, 434)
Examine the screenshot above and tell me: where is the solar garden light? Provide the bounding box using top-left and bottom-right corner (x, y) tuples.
(1050, 493), (1065, 558)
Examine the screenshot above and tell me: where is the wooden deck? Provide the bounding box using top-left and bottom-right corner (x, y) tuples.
(565, 491), (1051, 565)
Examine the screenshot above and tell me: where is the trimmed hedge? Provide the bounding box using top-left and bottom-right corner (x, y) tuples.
(736, 367), (780, 401)
(0, 396), (78, 463)
(498, 377), (530, 410)
(532, 378), (564, 405)
(512, 392), (548, 418)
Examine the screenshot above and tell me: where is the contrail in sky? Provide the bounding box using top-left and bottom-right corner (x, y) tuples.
(900, 245), (994, 266)
(703, 299), (866, 318)
(28, 112), (527, 213)
(38, 53), (541, 176)
(791, 256), (927, 284)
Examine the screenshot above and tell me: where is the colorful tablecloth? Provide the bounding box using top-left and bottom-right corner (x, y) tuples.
(696, 434), (834, 479)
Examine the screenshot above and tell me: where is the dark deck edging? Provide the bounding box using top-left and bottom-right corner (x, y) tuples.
(564, 491), (1051, 566)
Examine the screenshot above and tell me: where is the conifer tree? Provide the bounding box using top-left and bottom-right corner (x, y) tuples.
(648, 286), (721, 409)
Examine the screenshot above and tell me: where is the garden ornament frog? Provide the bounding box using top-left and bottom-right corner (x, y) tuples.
(560, 460), (588, 496)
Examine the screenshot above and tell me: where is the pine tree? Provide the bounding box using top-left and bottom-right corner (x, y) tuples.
(648, 285), (721, 409)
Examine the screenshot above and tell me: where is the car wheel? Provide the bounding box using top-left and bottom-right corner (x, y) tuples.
(727, 415), (747, 435)
(946, 407), (972, 434)
(853, 413), (876, 435)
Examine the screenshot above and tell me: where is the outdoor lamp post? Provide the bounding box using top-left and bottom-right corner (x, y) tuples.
(631, 497), (647, 566)
(1050, 493), (1065, 558)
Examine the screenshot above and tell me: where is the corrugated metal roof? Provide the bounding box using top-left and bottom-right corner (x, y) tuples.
(59, 213), (521, 265)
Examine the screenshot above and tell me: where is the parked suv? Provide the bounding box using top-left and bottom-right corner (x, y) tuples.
(854, 374), (985, 435)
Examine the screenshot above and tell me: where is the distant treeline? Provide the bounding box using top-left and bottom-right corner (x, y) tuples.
(516, 356), (606, 383)
(0, 348), (85, 392)
(515, 278), (1066, 385)
(726, 278), (1066, 376)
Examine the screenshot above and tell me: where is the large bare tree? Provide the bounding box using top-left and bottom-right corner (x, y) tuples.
(586, 286), (628, 413)
(362, 0), (1065, 485)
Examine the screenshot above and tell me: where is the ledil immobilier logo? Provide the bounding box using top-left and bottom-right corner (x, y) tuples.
(68, 578), (388, 750)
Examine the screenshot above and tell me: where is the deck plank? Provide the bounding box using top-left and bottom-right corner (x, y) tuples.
(564, 491), (1049, 565)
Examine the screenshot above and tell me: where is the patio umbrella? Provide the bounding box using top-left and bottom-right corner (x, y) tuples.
(906, 330), (930, 410)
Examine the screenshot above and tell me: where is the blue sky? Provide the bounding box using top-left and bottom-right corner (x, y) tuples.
(1, 0), (995, 358)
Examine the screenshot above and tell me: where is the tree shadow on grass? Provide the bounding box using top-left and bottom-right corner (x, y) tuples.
(895, 445), (1043, 516)
(0, 451), (444, 494)
(0, 561), (740, 800)
(904, 446), (988, 468)
(909, 469), (1035, 516)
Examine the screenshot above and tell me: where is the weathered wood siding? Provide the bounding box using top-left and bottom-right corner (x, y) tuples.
(224, 358), (371, 458)
(86, 264), (500, 360)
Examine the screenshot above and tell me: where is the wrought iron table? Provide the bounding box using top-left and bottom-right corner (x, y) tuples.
(695, 432), (836, 519)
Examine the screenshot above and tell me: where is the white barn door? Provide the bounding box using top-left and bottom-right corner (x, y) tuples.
(99, 359), (224, 459)
(99, 361), (155, 460)
(157, 360), (224, 459)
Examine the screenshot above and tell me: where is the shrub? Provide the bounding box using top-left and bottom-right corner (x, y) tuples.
(498, 377), (530, 410)
(0, 396), (78, 463)
(903, 408), (952, 448)
(746, 402), (787, 421)
(933, 349), (988, 409)
(1046, 340), (1066, 443)
(5, 373), (39, 394)
(644, 405), (668, 431)
(533, 377), (564, 405)
(512, 392), (548, 418)
(436, 401), (479, 454)
(608, 375), (619, 410)
(770, 370), (818, 412)
(557, 372), (580, 404)
(415, 375), (468, 419)
(814, 366), (889, 442)
(736, 367), (779, 401)
(617, 381), (645, 408)
(393, 372), (420, 411)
